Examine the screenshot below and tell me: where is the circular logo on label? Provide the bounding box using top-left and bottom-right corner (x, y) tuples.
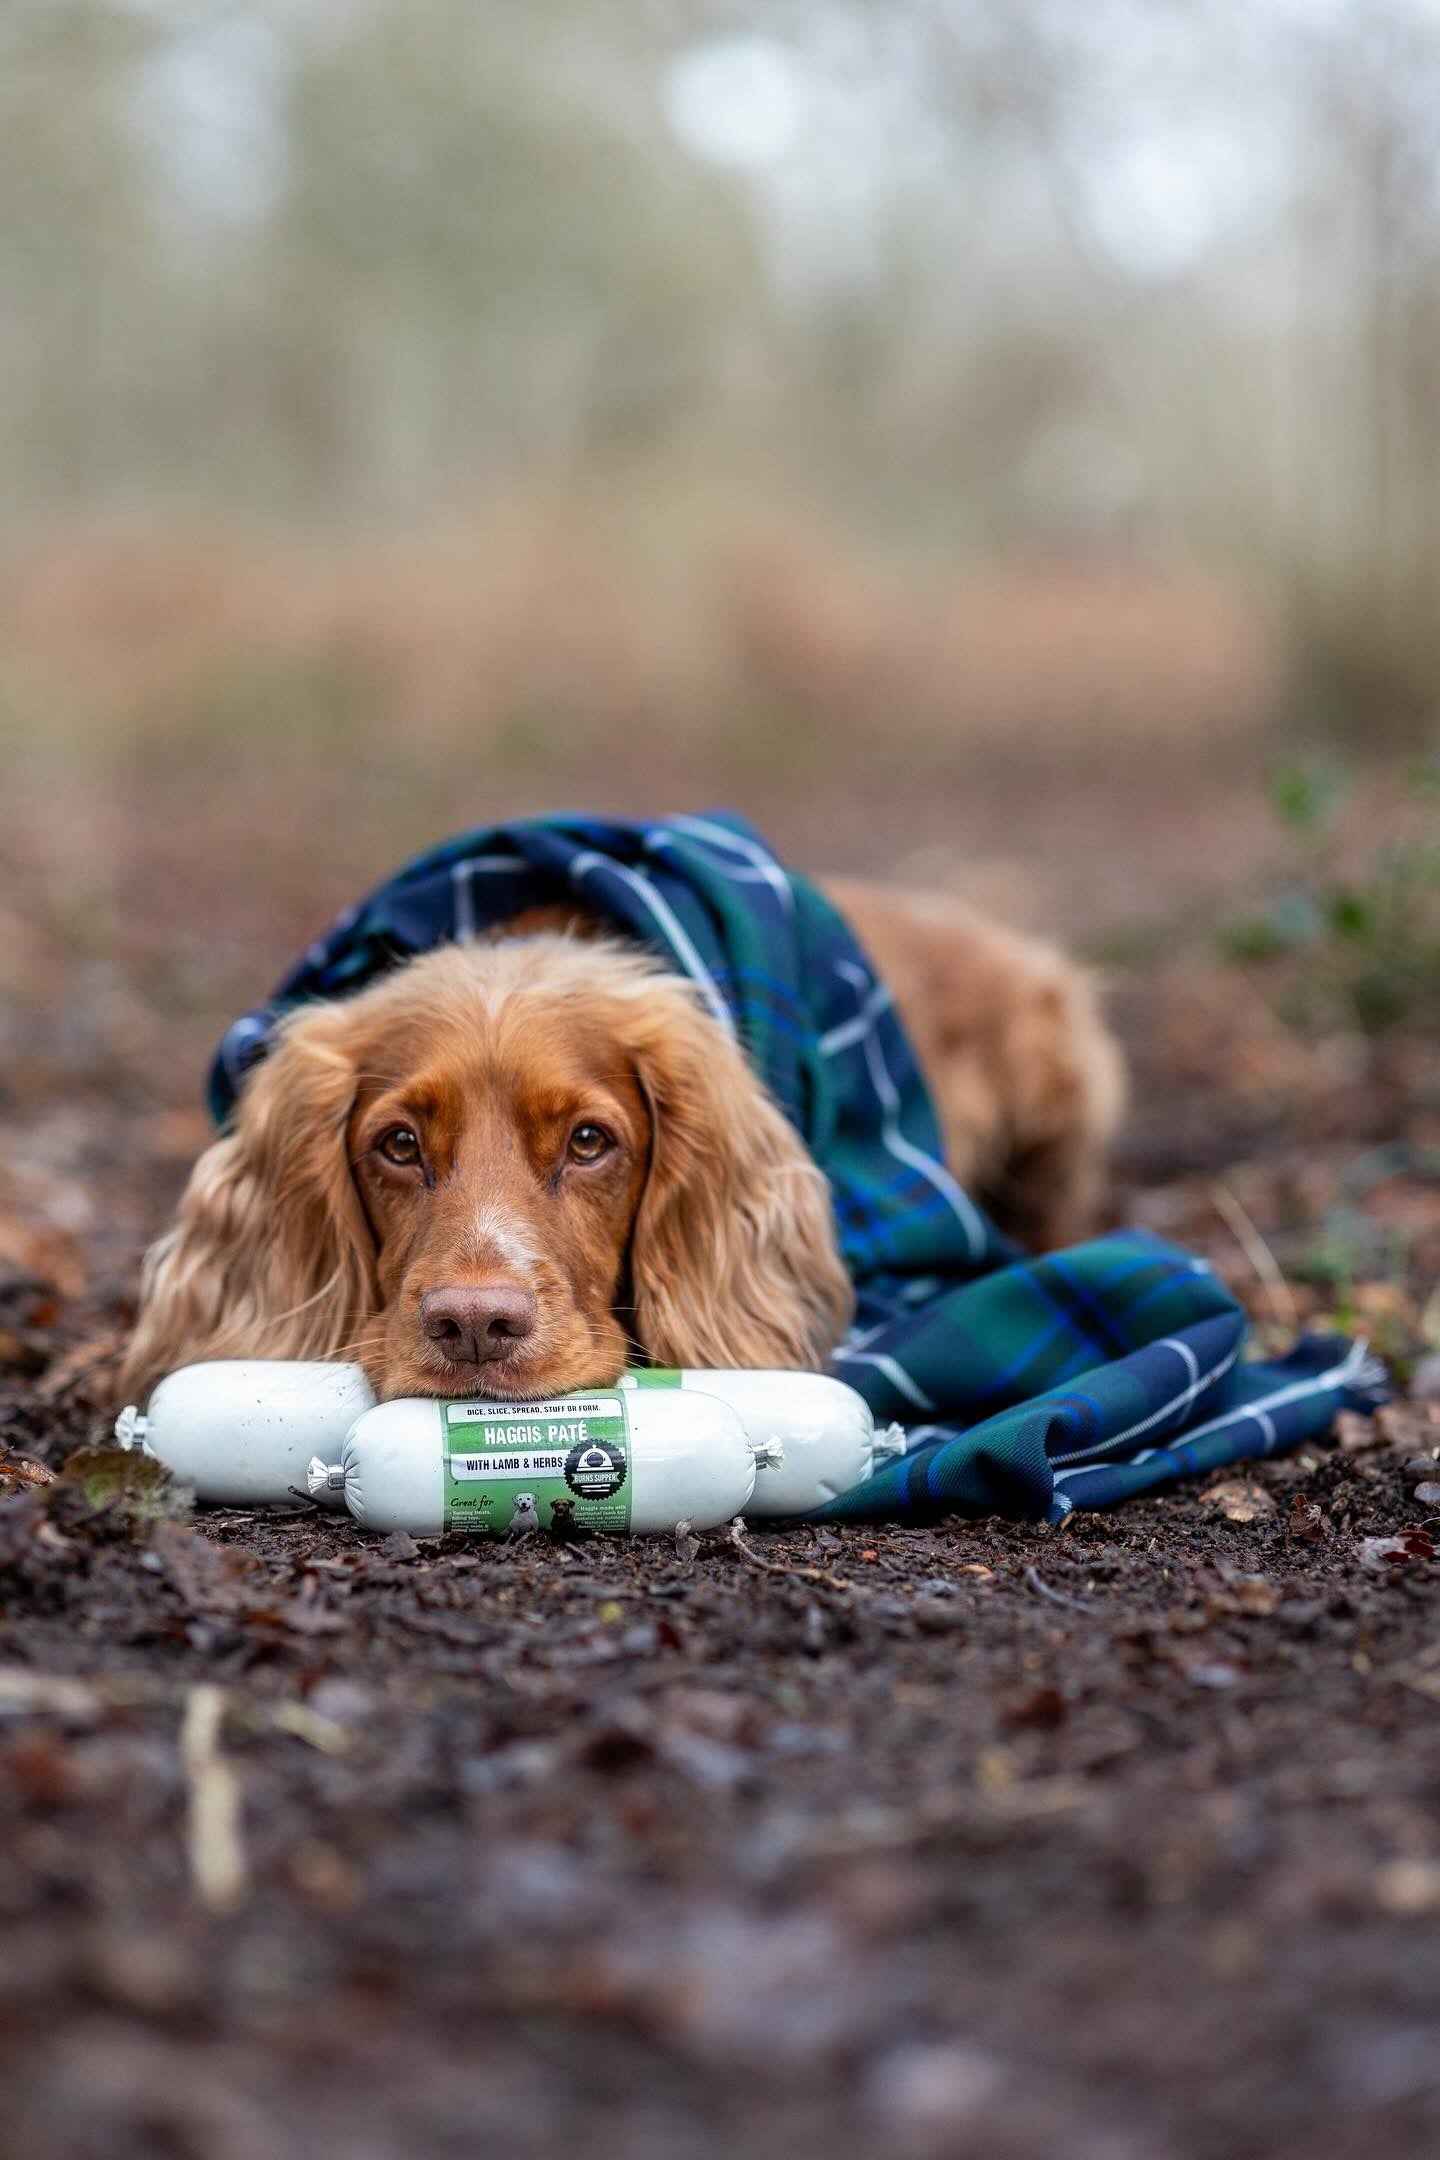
(565, 1438), (626, 1500)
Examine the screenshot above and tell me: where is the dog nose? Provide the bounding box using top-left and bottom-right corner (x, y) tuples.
(419, 1285), (538, 1366)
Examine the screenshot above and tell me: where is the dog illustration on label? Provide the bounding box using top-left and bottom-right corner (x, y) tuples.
(507, 1492), (541, 1536)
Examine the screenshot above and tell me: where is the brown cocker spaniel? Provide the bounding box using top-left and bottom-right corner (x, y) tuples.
(121, 880), (1123, 1404)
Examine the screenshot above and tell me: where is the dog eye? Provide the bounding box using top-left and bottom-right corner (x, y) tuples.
(567, 1124), (612, 1164)
(377, 1126), (422, 1167)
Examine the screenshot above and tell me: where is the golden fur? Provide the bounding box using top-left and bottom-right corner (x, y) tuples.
(121, 937), (853, 1401)
(827, 879), (1126, 1250)
(120, 880), (1124, 1403)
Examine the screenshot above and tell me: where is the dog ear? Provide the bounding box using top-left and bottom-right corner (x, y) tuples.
(118, 1006), (376, 1402)
(626, 982), (853, 1371)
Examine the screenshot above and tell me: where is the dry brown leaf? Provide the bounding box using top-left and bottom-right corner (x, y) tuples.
(1208, 1573), (1280, 1617)
(1361, 1530), (1435, 1573)
(1288, 1496), (1328, 1542)
(1374, 1859), (1440, 1916)
(0, 1457), (58, 1489)
(1201, 1480), (1276, 1523)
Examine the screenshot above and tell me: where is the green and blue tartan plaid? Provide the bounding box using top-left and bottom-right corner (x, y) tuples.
(211, 811), (1384, 1523)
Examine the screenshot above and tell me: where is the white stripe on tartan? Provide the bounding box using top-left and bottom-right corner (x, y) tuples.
(831, 1345), (938, 1413)
(451, 855), (533, 945)
(895, 1423), (947, 1453)
(840, 1314), (897, 1353)
(1051, 1339), (1371, 1490)
(819, 980), (895, 1057)
(452, 860), (474, 943)
(649, 818), (796, 913)
(1161, 1334), (1202, 1412)
(1048, 1334), (1240, 1468)
(835, 960), (989, 1260)
(569, 852), (735, 1034)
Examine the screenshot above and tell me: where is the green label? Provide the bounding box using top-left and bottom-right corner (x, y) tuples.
(624, 1368), (682, 1389)
(439, 1395), (633, 1535)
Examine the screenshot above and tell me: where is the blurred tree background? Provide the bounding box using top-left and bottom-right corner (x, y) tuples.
(3, 0), (1440, 951)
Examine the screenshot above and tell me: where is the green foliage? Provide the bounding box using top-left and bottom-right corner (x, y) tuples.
(1268, 758), (1349, 836)
(1220, 757), (1440, 1034)
(61, 1445), (184, 1518)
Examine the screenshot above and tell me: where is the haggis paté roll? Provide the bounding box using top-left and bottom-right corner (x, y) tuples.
(310, 1387), (771, 1537)
(618, 1368), (903, 1515)
(115, 1359), (376, 1507)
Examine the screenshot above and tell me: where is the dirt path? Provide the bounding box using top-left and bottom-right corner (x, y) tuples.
(2, 813), (1439, 2159)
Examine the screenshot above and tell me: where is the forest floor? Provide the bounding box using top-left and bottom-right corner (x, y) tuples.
(1, 770), (1439, 2160)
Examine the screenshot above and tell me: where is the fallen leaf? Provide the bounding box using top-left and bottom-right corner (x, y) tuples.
(255, 1600), (350, 1638)
(999, 1683), (1067, 1729)
(61, 1446), (183, 1517)
(1201, 1480), (1275, 1523)
(0, 1457), (58, 1489)
(866, 2042), (1003, 2127)
(1208, 1572), (1279, 1617)
(1374, 1859), (1440, 1915)
(1361, 1530), (1435, 1573)
(1288, 1496), (1328, 1542)
(1184, 1659), (1244, 1690)
(975, 1745), (1017, 1791)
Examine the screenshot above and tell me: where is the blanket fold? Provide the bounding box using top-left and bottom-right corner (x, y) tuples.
(212, 811), (1385, 1523)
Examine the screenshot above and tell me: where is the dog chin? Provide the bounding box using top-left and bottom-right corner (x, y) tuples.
(377, 1360), (624, 1404)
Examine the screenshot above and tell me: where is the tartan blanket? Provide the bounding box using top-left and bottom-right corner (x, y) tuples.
(211, 811), (1385, 1523)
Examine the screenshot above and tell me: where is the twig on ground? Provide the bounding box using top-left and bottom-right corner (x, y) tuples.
(1209, 1180), (1300, 1332)
(1023, 1564), (1086, 1610)
(267, 1701), (351, 1754)
(726, 1518), (856, 1591)
(0, 1669), (109, 1717)
(180, 1684), (247, 1913)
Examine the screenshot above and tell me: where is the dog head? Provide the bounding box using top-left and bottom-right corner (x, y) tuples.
(122, 936), (853, 1402)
